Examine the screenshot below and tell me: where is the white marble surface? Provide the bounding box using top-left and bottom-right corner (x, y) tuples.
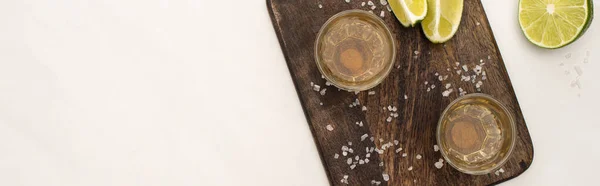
(0, 0), (597, 185)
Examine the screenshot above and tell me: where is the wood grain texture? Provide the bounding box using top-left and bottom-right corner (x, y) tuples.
(267, 0), (534, 185)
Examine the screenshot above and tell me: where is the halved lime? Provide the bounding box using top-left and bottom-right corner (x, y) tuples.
(421, 0), (464, 43)
(389, 0), (428, 27)
(519, 0), (594, 49)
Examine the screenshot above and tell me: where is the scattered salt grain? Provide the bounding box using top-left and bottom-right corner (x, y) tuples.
(387, 5), (391, 12)
(334, 153), (339, 159)
(326, 125), (334, 131)
(427, 88), (431, 92)
(319, 102), (323, 106)
(434, 145), (439, 152)
(359, 160), (365, 164)
(318, 4), (323, 8)
(445, 83), (451, 89)
(350, 164), (356, 169)
(341, 175), (349, 184)
(368, 90), (376, 95)
(414, 50), (420, 55)
(313, 85), (321, 91)
(345, 0), (351, 3)
(366, 153), (371, 158)
(395, 148), (402, 153)
(348, 141), (353, 146)
(438, 75), (444, 81)
(368, 0), (374, 6)
(380, 11), (385, 17)
(343, 151), (348, 156)
(370, 137), (375, 141)
(342, 146), (349, 151)
(382, 173), (390, 181)
(404, 94), (408, 100)
(379, 162), (384, 166)
(425, 81), (428, 85)
(365, 158), (370, 163)
(474, 65), (482, 75)
(416, 154), (422, 159)
(347, 158), (352, 165)
(371, 180), (381, 185)
(462, 65), (468, 72)
(348, 148), (354, 153)
(442, 89), (453, 97)
(380, 0), (388, 5)
(476, 22), (480, 26)
(368, 10), (374, 14)
(476, 81), (483, 89)
(408, 166), (413, 171)
(394, 140), (399, 145)
(320, 88), (327, 95)
(386, 116), (392, 122)
(361, 134), (369, 141)
(361, 106), (368, 111)
(362, 2), (366, 6)
(310, 82), (314, 86)
(435, 72), (439, 76)
(371, 5), (376, 10)
(488, 55), (491, 60)
(355, 155), (360, 160)
(402, 153), (407, 157)
(574, 66), (583, 76)
(434, 159), (444, 169)
(379, 138), (384, 142)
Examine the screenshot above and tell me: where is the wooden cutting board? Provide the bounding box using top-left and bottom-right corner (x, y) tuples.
(267, 0), (534, 185)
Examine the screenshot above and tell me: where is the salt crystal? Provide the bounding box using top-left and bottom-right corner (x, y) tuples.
(387, 5), (392, 12)
(404, 94), (408, 99)
(359, 160), (365, 164)
(366, 153), (371, 158)
(455, 62), (460, 66)
(414, 51), (420, 55)
(345, 0), (351, 3)
(355, 155), (360, 160)
(355, 99), (360, 105)
(320, 88), (327, 95)
(425, 81), (428, 85)
(371, 5), (376, 10)
(343, 151), (348, 156)
(365, 158), (370, 163)
(310, 82), (314, 86)
(431, 84), (436, 89)
(480, 59), (484, 63)
(368, 0), (374, 6)
(348, 141), (352, 146)
(445, 83), (451, 89)
(442, 89), (453, 97)
(438, 75), (444, 81)
(416, 154), (422, 159)
(348, 148), (354, 153)
(402, 153), (407, 157)
(476, 81), (483, 89)
(387, 105), (393, 111)
(435, 159), (444, 169)
(393, 113), (398, 118)
(456, 70), (462, 75)
(574, 66), (583, 76)
(379, 162), (384, 166)
(462, 65), (468, 72)
(350, 164), (356, 169)
(326, 125), (334, 131)
(334, 153), (339, 159)
(362, 106), (368, 111)
(434, 145), (439, 152)
(394, 140), (399, 145)
(318, 4), (323, 8)
(368, 91), (376, 95)
(382, 173), (390, 181)
(499, 168), (505, 173)
(408, 166), (413, 171)
(380, 11), (385, 18)
(325, 81), (331, 86)
(347, 158), (352, 164)
(370, 137), (375, 142)
(427, 88), (431, 92)
(395, 148), (402, 153)
(361, 134), (369, 141)
(476, 22), (481, 26)
(362, 2), (366, 6)
(386, 116), (392, 122)
(379, 138), (384, 142)
(320, 102), (323, 106)
(359, 121), (364, 127)
(435, 72), (439, 76)
(313, 85), (321, 91)
(380, 0), (388, 5)
(342, 146), (349, 151)
(474, 65), (482, 75)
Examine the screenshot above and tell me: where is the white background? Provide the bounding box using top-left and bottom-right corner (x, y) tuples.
(0, 0), (597, 185)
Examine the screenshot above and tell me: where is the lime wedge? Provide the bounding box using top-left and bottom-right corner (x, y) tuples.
(519, 0), (594, 49)
(389, 0), (428, 27)
(421, 0), (464, 43)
